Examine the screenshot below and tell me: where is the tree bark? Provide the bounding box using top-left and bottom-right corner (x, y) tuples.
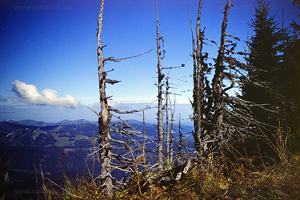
(170, 92), (175, 166)
(156, 2), (164, 170)
(97, 0), (113, 197)
(142, 111), (146, 167)
(178, 113), (182, 157)
(212, 0), (231, 150)
(165, 74), (170, 166)
(189, 0), (204, 153)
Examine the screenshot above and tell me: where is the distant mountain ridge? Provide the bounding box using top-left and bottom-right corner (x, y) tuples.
(4, 118), (193, 127)
(0, 120), (102, 194)
(0, 119), (194, 150)
(6, 119), (97, 127)
(0, 118), (194, 196)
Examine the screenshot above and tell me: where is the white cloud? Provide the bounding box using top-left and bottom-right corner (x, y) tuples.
(108, 101), (122, 108)
(91, 101), (130, 110)
(11, 80), (80, 108)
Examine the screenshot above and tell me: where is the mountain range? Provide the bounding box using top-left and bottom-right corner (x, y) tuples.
(6, 119), (97, 127)
(0, 119), (194, 198)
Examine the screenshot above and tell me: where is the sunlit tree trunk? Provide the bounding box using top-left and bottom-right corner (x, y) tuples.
(178, 113), (183, 157)
(156, 3), (164, 170)
(96, 0), (113, 197)
(142, 111), (146, 167)
(165, 75), (170, 166)
(169, 92), (175, 166)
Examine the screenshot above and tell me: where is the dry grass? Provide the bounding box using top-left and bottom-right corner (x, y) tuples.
(41, 112), (300, 200)
(41, 159), (299, 200)
(41, 153), (300, 200)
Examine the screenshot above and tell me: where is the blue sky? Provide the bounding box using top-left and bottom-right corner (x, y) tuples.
(0, 0), (299, 123)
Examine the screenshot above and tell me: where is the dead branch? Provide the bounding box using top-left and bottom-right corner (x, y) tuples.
(106, 79), (121, 85)
(103, 49), (152, 62)
(110, 106), (151, 114)
(87, 105), (100, 118)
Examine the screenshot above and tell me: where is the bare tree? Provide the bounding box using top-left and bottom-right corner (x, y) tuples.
(211, 0), (232, 146)
(96, 0), (113, 196)
(186, 0), (264, 167)
(165, 72), (170, 167)
(142, 111), (146, 167)
(178, 113), (183, 157)
(156, 2), (164, 170)
(196, 0), (263, 163)
(169, 90), (176, 165)
(189, 0), (205, 154)
(94, 0), (152, 196)
(164, 69), (174, 166)
(163, 66), (185, 166)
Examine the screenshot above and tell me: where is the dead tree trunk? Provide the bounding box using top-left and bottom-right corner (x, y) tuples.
(211, 0), (231, 150)
(169, 91), (175, 166)
(163, 65), (184, 166)
(177, 114), (182, 157)
(93, 0), (153, 194)
(156, 3), (164, 170)
(187, 0), (262, 165)
(142, 110), (146, 167)
(96, 0), (113, 197)
(189, 0), (205, 153)
(164, 69), (176, 167)
(165, 72), (170, 166)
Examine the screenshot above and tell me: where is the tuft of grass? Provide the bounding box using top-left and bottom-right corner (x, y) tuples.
(42, 174), (108, 199)
(42, 108), (300, 199)
(41, 153), (300, 199)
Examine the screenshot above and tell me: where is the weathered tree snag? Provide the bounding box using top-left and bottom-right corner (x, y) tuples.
(164, 68), (177, 167)
(165, 73), (170, 166)
(178, 113), (183, 157)
(169, 91), (175, 166)
(189, 0), (205, 154)
(212, 0), (231, 151)
(161, 64), (185, 166)
(205, 0), (261, 160)
(142, 110), (146, 167)
(96, 0), (113, 197)
(156, 2), (164, 170)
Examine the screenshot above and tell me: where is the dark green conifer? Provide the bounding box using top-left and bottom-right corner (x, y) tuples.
(241, 0), (280, 125)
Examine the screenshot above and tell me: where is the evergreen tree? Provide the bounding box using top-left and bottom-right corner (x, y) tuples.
(242, 0), (300, 154)
(241, 0), (280, 125)
(240, 0), (283, 163)
(289, 0), (300, 153)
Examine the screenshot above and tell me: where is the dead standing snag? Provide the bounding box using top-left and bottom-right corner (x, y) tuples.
(95, 0), (151, 196)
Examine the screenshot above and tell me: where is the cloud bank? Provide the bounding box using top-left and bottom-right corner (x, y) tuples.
(11, 80), (80, 108)
(91, 101), (131, 110)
